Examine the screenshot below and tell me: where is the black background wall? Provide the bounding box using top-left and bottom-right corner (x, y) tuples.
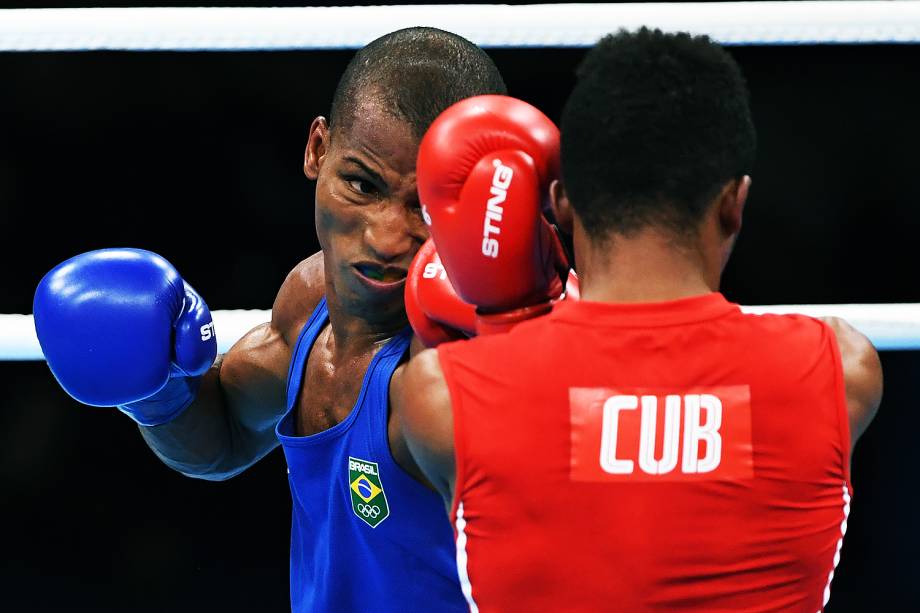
(1, 5), (918, 611)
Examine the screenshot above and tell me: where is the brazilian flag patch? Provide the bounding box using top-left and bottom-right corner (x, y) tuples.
(348, 456), (390, 528)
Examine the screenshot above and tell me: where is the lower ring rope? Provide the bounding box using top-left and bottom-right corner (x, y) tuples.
(1, 303), (919, 359)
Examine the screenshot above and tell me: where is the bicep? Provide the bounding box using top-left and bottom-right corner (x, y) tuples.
(218, 253), (325, 456)
(393, 349), (456, 500)
(219, 250), (326, 431)
(218, 321), (292, 436)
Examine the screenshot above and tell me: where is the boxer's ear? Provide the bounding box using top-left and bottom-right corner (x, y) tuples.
(304, 116), (329, 180)
(549, 180), (574, 236)
(719, 175), (750, 238)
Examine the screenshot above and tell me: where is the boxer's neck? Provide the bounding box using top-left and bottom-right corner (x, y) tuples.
(573, 221), (721, 304)
(324, 288), (408, 359)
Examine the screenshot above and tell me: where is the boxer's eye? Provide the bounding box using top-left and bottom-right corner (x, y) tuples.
(344, 175), (378, 196)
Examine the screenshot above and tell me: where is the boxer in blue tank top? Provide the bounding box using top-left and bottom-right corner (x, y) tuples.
(54, 28), (510, 612)
(277, 298), (465, 611)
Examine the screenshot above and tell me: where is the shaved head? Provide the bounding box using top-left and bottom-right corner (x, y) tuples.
(329, 27), (507, 140)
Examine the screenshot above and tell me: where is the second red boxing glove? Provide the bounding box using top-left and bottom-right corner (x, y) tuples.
(406, 239), (580, 348)
(405, 239), (477, 348)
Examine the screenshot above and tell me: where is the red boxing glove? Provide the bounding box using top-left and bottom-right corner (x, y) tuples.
(406, 241), (579, 346)
(405, 239), (477, 348)
(417, 95), (568, 317)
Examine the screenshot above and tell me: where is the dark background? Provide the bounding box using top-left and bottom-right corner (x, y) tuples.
(1, 8), (918, 612)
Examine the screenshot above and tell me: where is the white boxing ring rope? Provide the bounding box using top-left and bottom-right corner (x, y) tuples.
(3, 2), (920, 51)
(1, 305), (920, 360)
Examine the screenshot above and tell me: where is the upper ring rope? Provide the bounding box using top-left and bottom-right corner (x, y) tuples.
(2, 2), (920, 52)
(1, 304), (919, 360)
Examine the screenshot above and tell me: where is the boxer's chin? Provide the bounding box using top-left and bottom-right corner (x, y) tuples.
(339, 266), (409, 320)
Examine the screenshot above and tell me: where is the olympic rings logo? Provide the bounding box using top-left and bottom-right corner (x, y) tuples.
(357, 503), (381, 518)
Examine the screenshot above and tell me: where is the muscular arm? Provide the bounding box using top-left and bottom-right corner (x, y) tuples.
(138, 253), (325, 480)
(391, 348), (456, 503)
(822, 316), (883, 446)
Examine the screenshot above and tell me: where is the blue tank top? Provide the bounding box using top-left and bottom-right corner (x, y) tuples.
(276, 297), (467, 613)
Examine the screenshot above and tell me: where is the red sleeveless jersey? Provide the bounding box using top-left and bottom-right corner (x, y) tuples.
(437, 293), (851, 612)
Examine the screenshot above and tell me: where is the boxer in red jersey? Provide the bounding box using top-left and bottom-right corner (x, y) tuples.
(394, 29), (883, 612)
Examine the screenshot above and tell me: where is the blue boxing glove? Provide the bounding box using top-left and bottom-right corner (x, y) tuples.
(33, 248), (217, 426)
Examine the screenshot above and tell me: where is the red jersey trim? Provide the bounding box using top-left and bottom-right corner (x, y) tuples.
(823, 319), (853, 487)
(436, 344), (467, 525)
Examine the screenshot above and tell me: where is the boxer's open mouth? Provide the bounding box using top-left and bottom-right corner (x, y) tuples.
(354, 263), (407, 284)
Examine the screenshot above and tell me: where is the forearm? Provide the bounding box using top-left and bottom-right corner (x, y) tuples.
(138, 358), (238, 479)
(139, 347), (285, 480)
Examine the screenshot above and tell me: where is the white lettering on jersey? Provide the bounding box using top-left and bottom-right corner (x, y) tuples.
(481, 159), (513, 259)
(348, 458), (379, 476)
(600, 395), (637, 474)
(638, 395), (681, 475)
(599, 394), (724, 476)
(682, 394), (723, 474)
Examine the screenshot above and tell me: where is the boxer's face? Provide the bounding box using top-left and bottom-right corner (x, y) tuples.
(305, 98), (428, 325)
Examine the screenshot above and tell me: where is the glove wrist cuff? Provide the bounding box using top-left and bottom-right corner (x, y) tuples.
(118, 374), (201, 427)
(475, 302), (553, 336)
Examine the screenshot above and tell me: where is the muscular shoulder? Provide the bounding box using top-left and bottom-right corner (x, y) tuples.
(821, 316), (883, 444)
(438, 317), (555, 375)
(737, 312), (844, 377)
(271, 252), (326, 346)
(399, 349), (450, 404)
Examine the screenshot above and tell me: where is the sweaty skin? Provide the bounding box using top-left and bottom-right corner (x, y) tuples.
(395, 177), (885, 504)
(139, 99), (431, 485)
